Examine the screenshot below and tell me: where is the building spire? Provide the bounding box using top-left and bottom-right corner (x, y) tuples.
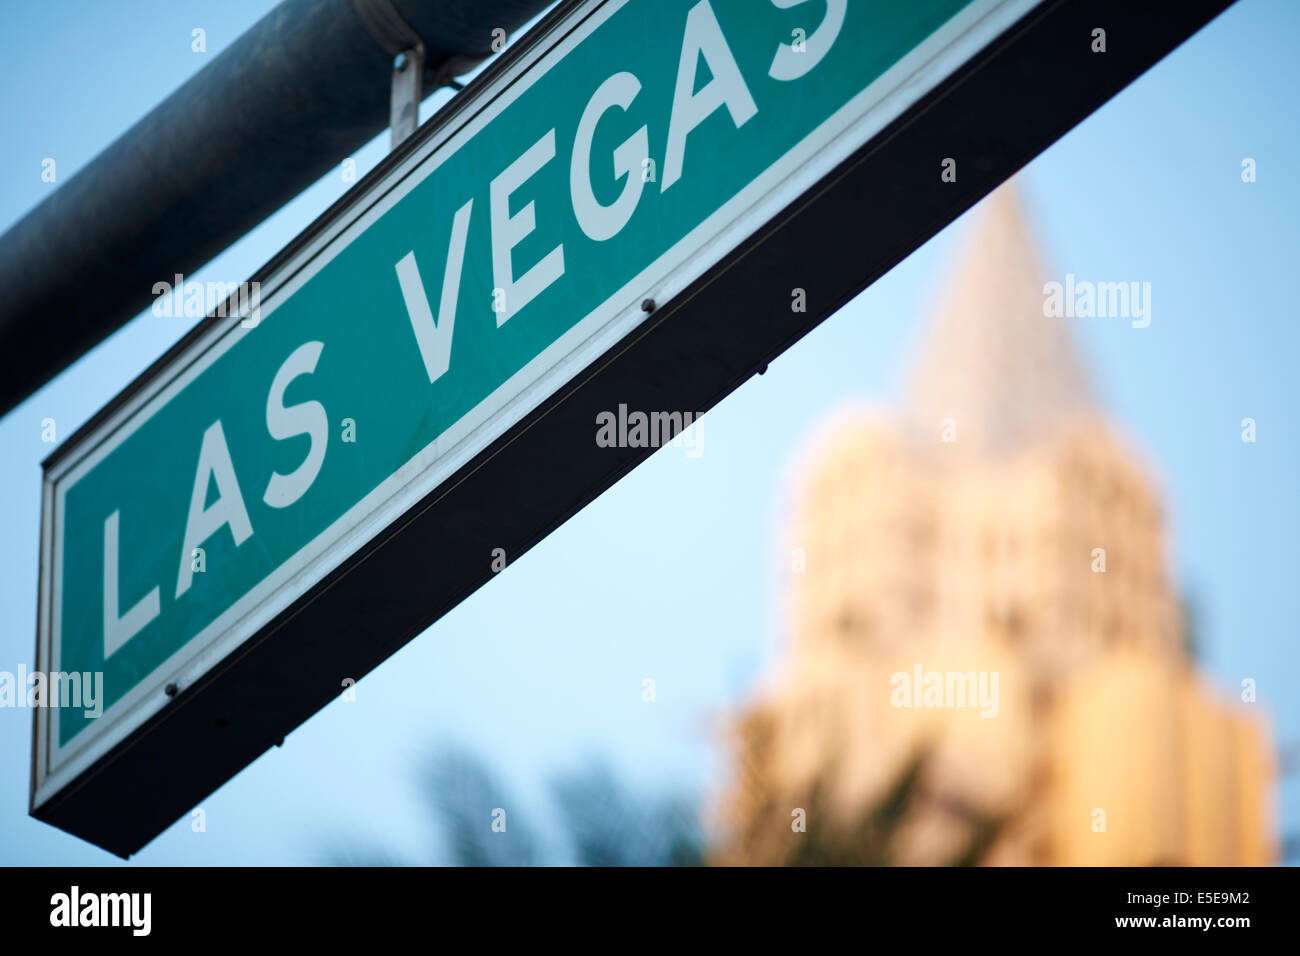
(904, 181), (1093, 457)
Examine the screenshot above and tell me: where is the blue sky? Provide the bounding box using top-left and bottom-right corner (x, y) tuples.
(1, 0), (1296, 864)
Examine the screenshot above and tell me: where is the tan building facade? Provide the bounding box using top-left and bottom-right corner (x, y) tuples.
(719, 184), (1274, 866)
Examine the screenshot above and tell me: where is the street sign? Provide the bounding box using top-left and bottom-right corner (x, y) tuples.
(32, 0), (1235, 855)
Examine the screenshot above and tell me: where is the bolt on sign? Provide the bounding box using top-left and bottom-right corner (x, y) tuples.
(31, 0), (1233, 854)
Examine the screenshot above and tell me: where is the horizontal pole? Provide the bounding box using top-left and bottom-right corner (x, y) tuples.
(0, 0), (553, 418)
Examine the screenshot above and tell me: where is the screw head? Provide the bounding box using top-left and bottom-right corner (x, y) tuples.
(641, 298), (655, 313)
(164, 683), (178, 697)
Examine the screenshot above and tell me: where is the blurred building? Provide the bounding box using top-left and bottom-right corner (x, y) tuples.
(719, 184), (1275, 866)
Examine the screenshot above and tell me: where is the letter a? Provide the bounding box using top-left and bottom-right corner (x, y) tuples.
(662, 1), (757, 191)
(176, 421), (253, 598)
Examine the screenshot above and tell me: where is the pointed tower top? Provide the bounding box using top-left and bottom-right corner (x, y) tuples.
(903, 182), (1093, 457)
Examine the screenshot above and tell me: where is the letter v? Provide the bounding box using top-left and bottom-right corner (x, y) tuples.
(395, 199), (474, 384)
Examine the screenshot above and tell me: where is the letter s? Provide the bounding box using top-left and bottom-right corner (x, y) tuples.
(769, 0), (846, 81)
(263, 341), (328, 508)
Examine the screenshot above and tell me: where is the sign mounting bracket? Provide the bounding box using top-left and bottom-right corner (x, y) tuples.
(390, 45), (424, 148)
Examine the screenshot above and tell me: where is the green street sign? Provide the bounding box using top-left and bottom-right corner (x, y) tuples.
(32, 0), (1232, 854)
